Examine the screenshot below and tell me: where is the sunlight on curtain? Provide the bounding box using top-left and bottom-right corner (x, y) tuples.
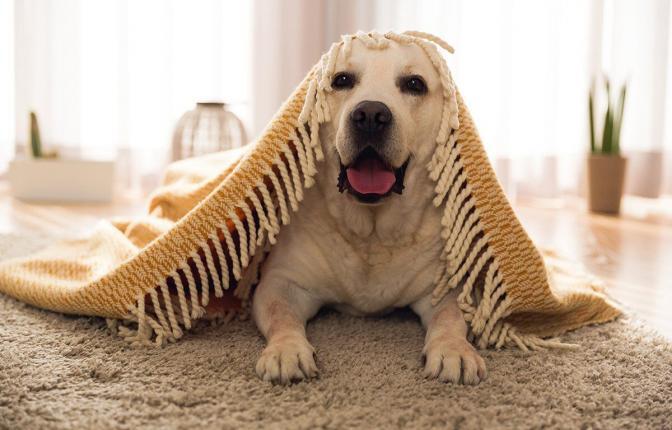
(368, 0), (672, 198)
(0, 0), (14, 173)
(7, 0), (672, 198)
(369, 0), (596, 198)
(11, 0), (252, 191)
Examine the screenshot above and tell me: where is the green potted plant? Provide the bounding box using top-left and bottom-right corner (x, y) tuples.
(587, 79), (627, 215)
(29, 111), (43, 158)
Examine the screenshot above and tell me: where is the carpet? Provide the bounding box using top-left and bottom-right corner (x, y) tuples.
(1, 234), (671, 430)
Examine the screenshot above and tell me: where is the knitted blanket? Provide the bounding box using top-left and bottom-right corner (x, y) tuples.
(0, 31), (620, 349)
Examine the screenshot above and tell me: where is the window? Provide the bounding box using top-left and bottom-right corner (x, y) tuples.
(4, 0), (252, 187)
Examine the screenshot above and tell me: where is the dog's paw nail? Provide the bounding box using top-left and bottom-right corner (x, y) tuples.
(256, 337), (318, 384)
(422, 338), (487, 385)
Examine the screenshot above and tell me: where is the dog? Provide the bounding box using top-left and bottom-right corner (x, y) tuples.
(252, 37), (487, 385)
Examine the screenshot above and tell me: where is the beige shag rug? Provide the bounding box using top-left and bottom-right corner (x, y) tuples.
(1, 234), (671, 430)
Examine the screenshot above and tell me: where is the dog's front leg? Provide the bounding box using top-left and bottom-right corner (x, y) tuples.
(252, 277), (322, 384)
(412, 289), (487, 385)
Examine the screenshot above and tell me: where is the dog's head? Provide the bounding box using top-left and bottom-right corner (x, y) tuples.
(320, 37), (447, 205)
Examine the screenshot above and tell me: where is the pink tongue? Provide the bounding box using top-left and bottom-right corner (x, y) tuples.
(346, 157), (396, 195)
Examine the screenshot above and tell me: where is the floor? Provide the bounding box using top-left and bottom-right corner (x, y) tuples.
(516, 199), (672, 339)
(1, 181), (670, 339)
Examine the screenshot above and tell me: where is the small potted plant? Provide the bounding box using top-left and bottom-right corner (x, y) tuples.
(587, 79), (627, 215)
(8, 111), (115, 203)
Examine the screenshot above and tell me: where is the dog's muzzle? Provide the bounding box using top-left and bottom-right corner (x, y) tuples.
(337, 147), (410, 204)
(337, 100), (409, 204)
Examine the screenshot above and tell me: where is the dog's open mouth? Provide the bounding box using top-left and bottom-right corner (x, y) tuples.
(338, 147), (409, 204)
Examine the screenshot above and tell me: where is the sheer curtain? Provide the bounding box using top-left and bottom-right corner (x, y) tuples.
(5, 0), (672, 199)
(366, 0), (600, 199)
(6, 0), (252, 192)
(254, 0), (672, 199)
(0, 1), (14, 173)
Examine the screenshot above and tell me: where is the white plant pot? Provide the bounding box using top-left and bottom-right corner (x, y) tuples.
(8, 158), (115, 203)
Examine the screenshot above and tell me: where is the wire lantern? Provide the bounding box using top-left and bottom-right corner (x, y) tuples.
(172, 102), (247, 160)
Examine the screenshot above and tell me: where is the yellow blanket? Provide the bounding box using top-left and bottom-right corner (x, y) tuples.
(0, 31), (620, 348)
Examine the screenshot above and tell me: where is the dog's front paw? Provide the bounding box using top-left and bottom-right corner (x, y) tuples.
(256, 336), (318, 384)
(422, 336), (487, 385)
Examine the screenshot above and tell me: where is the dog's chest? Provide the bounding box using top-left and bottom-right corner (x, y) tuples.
(282, 200), (444, 314)
(327, 234), (441, 314)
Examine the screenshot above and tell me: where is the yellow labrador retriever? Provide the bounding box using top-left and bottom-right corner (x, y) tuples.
(252, 38), (487, 385)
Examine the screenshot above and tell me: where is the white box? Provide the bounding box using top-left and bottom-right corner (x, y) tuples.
(8, 158), (115, 203)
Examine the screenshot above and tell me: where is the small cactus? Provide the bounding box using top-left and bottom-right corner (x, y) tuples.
(29, 111), (42, 158)
(589, 78), (627, 155)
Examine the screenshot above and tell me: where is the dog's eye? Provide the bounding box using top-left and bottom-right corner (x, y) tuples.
(332, 72), (355, 90)
(401, 76), (428, 95)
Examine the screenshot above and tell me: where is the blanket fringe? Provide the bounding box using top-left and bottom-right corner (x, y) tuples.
(417, 28), (576, 349)
(111, 84), (323, 346)
(428, 136), (578, 350)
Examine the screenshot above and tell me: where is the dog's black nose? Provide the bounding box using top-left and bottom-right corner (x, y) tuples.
(350, 101), (392, 135)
